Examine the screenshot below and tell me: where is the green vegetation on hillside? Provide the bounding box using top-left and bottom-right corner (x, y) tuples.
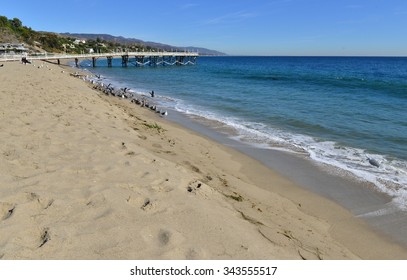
(0, 15), (157, 54)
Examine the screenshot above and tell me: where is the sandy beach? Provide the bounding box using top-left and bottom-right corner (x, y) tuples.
(1, 60), (406, 260)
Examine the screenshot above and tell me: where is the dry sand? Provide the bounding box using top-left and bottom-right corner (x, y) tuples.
(1, 61), (406, 259)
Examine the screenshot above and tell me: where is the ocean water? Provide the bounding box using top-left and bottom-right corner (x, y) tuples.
(81, 56), (407, 209)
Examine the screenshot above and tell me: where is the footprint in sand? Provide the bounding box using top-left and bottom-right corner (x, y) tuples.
(183, 161), (201, 173)
(25, 192), (54, 210)
(186, 180), (203, 194)
(141, 198), (152, 211)
(187, 182), (202, 192)
(158, 229), (171, 246)
(140, 225), (186, 248)
(3, 149), (18, 161)
(86, 193), (106, 207)
(152, 143), (162, 149)
(26, 192), (39, 201)
(39, 227), (51, 248)
(186, 180), (219, 200)
(39, 198), (54, 210)
(126, 196), (156, 212)
(0, 202), (16, 221)
(185, 248), (206, 260)
(125, 151), (137, 156)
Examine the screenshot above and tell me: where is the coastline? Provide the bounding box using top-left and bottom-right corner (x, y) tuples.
(1, 60), (406, 259)
(166, 110), (407, 245)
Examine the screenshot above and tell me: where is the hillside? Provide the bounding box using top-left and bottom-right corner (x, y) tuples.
(0, 26), (20, 43)
(0, 15), (225, 55)
(1, 16), (75, 53)
(61, 33), (226, 56)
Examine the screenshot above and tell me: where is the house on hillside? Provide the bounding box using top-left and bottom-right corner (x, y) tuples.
(0, 43), (28, 55)
(73, 39), (86, 45)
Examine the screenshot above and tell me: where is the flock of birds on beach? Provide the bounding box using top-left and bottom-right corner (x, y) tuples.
(77, 73), (169, 117)
(3, 61), (386, 169)
(83, 74), (384, 168)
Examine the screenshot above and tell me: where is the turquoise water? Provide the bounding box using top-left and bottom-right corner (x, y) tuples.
(81, 56), (407, 208)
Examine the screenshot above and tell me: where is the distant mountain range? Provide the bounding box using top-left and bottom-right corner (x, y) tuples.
(61, 33), (226, 56)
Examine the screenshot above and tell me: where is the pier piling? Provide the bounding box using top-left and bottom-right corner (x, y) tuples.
(107, 56), (112, 67)
(92, 57), (97, 68)
(122, 55), (129, 67)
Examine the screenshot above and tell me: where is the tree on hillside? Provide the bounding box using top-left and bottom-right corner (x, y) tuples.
(10, 17), (22, 29)
(39, 34), (60, 50)
(0, 16), (8, 27)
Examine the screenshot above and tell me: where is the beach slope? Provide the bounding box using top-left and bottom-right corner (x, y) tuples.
(0, 61), (406, 259)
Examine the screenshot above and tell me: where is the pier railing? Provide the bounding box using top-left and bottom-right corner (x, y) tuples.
(0, 51), (199, 67)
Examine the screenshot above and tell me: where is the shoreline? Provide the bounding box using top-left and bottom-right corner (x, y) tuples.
(81, 60), (407, 248)
(113, 96), (407, 258)
(87, 65), (407, 256)
(166, 110), (407, 241)
(84, 56), (407, 214)
(1, 60), (406, 259)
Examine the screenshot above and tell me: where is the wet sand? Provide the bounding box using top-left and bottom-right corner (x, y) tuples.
(168, 109), (407, 250)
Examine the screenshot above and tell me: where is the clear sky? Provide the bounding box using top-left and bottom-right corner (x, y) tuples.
(2, 0), (407, 56)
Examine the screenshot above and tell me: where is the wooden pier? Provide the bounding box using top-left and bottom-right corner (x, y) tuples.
(0, 51), (199, 67)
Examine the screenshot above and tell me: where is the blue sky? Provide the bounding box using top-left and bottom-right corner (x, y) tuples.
(2, 0), (407, 56)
